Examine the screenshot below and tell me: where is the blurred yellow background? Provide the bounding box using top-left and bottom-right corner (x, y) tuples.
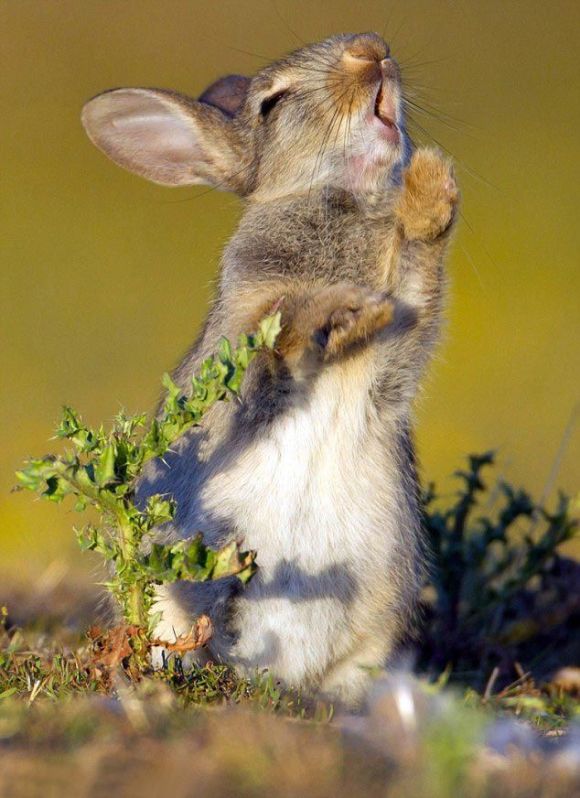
(1, 0), (578, 581)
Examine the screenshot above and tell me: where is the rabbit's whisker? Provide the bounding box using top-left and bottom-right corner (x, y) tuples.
(403, 95), (471, 131)
(309, 83), (352, 196)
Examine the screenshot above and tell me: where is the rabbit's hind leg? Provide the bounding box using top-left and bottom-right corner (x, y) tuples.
(318, 637), (390, 709)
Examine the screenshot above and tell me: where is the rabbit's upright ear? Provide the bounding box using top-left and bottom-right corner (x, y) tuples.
(198, 74), (250, 117)
(82, 88), (246, 190)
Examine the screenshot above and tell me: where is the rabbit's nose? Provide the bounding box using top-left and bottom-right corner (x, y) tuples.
(343, 33), (389, 65)
(380, 58), (399, 81)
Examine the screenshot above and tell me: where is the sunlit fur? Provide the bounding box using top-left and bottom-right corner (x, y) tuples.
(83, 32), (458, 707)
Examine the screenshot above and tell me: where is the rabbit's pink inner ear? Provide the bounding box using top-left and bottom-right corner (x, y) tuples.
(198, 75), (250, 117)
(82, 88), (215, 187)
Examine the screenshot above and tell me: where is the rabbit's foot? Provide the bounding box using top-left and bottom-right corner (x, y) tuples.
(279, 283), (393, 369)
(396, 148), (458, 241)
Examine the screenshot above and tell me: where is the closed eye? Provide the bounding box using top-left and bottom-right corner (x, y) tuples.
(260, 90), (288, 117)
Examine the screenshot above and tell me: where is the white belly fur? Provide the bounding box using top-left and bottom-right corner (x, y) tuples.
(157, 360), (404, 690)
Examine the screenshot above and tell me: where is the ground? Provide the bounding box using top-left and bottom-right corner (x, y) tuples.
(1, 576), (579, 798)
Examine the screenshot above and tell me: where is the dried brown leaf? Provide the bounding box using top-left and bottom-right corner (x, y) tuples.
(90, 624), (141, 669)
(151, 614), (213, 653)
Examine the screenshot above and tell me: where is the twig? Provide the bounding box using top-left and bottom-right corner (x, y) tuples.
(496, 668), (533, 699)
(483, 666), (500, 701)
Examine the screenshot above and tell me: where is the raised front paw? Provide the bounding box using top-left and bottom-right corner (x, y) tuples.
(314, 284), (393, 359)
(396, 148), (459, 241)
(279, 284), (393, 369)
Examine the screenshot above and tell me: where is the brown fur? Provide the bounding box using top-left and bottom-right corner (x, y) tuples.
(82, 33), (458, 707)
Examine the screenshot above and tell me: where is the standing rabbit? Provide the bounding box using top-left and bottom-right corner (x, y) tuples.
(82, 32), (458, 706)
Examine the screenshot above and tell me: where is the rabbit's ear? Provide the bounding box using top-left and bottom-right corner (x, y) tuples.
(82, 88), (245, 190)
(198, 74), (250, 117)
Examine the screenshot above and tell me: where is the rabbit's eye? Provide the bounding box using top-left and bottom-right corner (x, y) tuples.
(260, 90), (287, 117)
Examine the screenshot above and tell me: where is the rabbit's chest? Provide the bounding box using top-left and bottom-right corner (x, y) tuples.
(196, 360), (390, 571)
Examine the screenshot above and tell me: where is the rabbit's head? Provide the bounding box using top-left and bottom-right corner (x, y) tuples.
(82, 33), (409, 201)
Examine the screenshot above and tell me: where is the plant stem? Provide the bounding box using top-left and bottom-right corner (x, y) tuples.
(116, 515), (145, 625)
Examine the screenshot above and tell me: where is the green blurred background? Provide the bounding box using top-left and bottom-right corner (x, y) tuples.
(1, 0), (578, 582)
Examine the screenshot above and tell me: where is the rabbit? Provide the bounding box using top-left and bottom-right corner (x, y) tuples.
(81, 32), (458, 707)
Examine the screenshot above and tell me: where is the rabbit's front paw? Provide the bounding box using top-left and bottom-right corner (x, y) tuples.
(311, 284), (393, 359)
(277, 284), (393, 372)
(396, 148), (458, 241)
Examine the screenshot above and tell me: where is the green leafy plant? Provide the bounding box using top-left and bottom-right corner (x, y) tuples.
(6, 446), (579, 736)
(420, 453), (579, 687)
(15, 314), (281, 668)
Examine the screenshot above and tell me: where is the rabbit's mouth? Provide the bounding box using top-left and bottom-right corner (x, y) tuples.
(373, 83), (400, 145)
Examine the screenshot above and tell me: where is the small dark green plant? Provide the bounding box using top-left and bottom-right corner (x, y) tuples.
(15, 314), (281, 667)
(421, 453), (579, 687)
